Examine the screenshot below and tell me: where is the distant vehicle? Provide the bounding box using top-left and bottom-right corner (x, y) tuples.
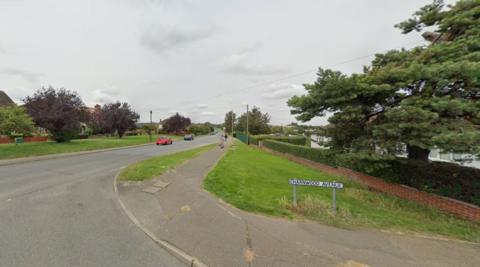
(156, 136), (173, 145)
(184, 134), (194, 141)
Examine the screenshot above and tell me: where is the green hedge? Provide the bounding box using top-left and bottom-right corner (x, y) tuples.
(250, 135), (307, 146)
(263, 140), (480, 206)
(263, 140), (336, 166)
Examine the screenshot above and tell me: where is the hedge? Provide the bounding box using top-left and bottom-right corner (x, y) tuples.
(249, 135), (307, 146)
(262, 140), (480, 206)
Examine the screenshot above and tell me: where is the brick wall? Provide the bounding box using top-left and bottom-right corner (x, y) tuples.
(259, 144), (480, 222)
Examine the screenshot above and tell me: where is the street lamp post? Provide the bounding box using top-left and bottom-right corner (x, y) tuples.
(149, 110), (153, 142)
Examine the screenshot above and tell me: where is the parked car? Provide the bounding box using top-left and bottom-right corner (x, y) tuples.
(184, 134), (194, 141)
(156, 136), (173, 145)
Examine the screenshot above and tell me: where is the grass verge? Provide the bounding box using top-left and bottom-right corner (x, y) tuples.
(120, 144), (216, 181)
(203, 141), (480, 242)
(0, 135), (180, 160)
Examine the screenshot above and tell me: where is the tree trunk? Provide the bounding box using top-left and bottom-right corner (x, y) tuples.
(407, 145), (430, 162)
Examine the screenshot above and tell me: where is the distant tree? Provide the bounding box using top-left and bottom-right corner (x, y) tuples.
(141, 124), (158, 135)
(24, 87), (87, 142)
(188, 123), (214, 135)
(101, 102), (139, 138)
(288, 0), (480, 161)
(0, 105), (35, 136)
(224, 111), (236, 134)
(89, 104), (105, 134)
(236, 106), (271, 135)
(162, 113), (191, 135)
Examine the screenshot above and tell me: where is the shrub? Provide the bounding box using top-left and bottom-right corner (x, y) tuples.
(263, 140), (336, 166)
(250, 135), (307, 146)
(262, 140), (480, 206)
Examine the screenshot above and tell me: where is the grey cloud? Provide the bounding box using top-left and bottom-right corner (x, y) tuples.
(194, 103), (208, 109)
(262, 83), (305, 100)
(91, 88), (123, 104)
(141, 26), (213, 54)
(201, 111), (215, 116)
(223, 50), (289, 76)
(0, 68), (42, 83)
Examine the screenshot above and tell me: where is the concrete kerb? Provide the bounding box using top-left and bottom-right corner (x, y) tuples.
(113, 167), (209, 267)
(0, 142), (154, 167)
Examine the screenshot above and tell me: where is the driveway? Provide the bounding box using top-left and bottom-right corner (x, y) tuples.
(0, 136), (218, 267)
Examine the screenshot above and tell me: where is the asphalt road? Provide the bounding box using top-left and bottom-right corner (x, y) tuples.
(0, 135), (219, 267)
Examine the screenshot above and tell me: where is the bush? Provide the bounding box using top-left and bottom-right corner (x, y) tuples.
(263, 140), (336, 166)
(250, 135), (307, 146)
(262, 140), (480, 206)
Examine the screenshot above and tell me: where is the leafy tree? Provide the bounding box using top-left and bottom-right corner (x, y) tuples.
(0, 105), (35, 136)
(188, 123), (214, 135)
(88, 104), (105, 135)
(24, 87), (87, 142)
(101, 102), (139, 138)
(224, 110), (236, 134)
(236, 106), (271, 135)
(162, 113), (191, 135)
(141, 124), (158, 135)
(288, 0), (480, 161)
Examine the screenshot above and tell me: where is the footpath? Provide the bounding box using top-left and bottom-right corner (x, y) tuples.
(116, 143), (480, 267)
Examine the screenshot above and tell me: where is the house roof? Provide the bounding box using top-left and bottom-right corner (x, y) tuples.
(0, 91), (15, 107)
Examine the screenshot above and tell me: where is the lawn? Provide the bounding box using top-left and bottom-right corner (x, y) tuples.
(120, 144), (216, 181)
(0, 135), (181, 160)
(203, 141), (480, 242)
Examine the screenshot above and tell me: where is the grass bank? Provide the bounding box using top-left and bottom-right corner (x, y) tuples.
(0, 135), (180, 160)
(120, 144), (216, 181)
(203, 141), (480, 242)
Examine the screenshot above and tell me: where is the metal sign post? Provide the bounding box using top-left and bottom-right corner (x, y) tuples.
(289, 178), (343, 212)
(292, 184), (297, 207)
(332, 183), (336, 213)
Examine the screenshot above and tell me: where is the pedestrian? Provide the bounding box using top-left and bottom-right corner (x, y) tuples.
(219, 134), (225, 149)
(224, 133), (228, 142)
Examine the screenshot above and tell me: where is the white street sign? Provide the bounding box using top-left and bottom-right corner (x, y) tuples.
(289, 179), (343, 189)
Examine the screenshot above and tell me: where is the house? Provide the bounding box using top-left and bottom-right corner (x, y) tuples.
(0, 90), (15, 107)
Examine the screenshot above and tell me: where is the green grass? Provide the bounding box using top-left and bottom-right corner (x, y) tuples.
(120, 144), (216, 181)
(204, 141), (480, 242)
(0, 135), (181, 160)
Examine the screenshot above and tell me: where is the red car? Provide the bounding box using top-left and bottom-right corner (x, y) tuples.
(156, 136), (173, 145)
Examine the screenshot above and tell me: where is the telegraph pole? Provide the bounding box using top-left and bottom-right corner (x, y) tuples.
(246, 104), (249, 144)
(231, 111), (234, 135)
(149, 110), (153, 142)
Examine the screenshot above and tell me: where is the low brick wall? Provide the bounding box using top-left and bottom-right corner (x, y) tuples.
(259, 144), (480, 222)
(0, 136), (48, 144)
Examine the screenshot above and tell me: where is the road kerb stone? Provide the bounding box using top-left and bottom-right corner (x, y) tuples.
(113, 167), (208, 267)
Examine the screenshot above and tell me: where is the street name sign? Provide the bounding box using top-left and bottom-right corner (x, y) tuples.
(289, 178), (344, 213)
(289, 179), (343, 189)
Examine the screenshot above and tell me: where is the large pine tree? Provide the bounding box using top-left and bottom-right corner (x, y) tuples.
(288, 0), (480, 161)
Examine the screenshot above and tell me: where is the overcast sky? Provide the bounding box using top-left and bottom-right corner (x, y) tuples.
(0, 0), (453, 125)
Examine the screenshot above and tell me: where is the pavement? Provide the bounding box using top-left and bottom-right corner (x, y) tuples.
(117, 141), (480, 267)
(0, 135), (218, 267)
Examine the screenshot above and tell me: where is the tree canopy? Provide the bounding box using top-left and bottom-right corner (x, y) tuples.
(288, 0), (480, 161)
(100, 102), (139, 138)
(236, 106), (271, 135)
(224, 110), (236, 134)
(0, 105), (35, 136)
(162, 113), (191, 135)
(24, 87), (87, 142)
(188, 123), (214, 135)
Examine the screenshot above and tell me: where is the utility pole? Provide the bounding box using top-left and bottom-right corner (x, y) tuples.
(149, 110), (153, 142)
(231, 111), (234, 135)
(246, 104), (249, 144)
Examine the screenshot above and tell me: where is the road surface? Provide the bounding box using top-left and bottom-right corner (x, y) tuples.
(0, 136), (218, 267)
